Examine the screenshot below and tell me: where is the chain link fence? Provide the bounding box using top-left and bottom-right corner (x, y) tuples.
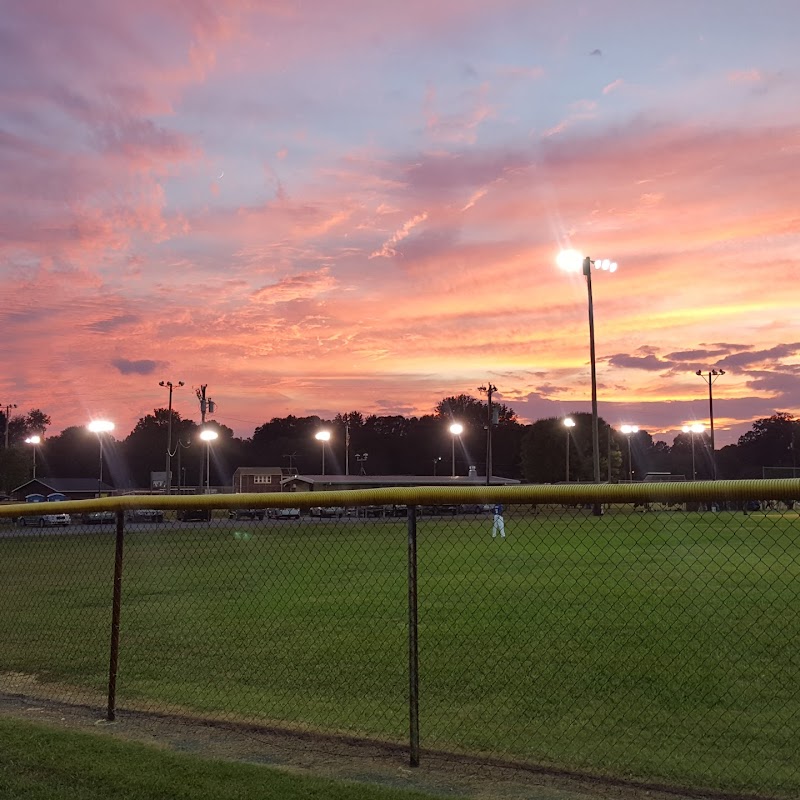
(1, 481), (798, 798)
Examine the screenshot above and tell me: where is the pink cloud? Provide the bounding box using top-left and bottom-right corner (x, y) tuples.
(370, 213), (429, 259)
(602, 78), (624, 95)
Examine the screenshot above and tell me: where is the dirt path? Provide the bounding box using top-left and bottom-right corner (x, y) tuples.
(0, 690), (738, 800)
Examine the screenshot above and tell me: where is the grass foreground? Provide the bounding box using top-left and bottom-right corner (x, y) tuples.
(0, 716), (464, 800)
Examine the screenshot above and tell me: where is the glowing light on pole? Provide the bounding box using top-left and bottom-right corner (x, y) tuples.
(557, 250), (618, 512)
(199, 428), (218, 493)
(87, 420), (115, 492)
(25, 435), (41, 479)
(620, 425), (639, 481)
(563, 417), (576, 482)
(682, 423), (705, 481)
(449, 422), (463, 477)
(315, 430), (331, 475)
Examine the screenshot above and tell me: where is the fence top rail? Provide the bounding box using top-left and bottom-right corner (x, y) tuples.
(1, 479), (799, 518)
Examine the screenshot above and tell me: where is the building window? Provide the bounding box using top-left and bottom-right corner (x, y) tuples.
(253, 475), (272, 484)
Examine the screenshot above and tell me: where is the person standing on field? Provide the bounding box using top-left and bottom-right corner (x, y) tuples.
(492, 503), (505, 538)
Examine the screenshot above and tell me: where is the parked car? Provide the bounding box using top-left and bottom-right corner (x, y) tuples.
(82, 510), (115, 524)
(125, 509), (165, 523)
(18, 492), (71, 527)
(309, 506), (343, 518)
(177, 508), (211, 522)
(228, 508), (265, 520)
(269, 508), (301, 520)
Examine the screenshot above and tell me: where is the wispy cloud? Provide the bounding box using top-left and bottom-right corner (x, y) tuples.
(370, 213), (429, 259)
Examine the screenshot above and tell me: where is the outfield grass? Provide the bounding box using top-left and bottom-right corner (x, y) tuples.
(1, 509), (798, 796)
(0, 716), (464, 800)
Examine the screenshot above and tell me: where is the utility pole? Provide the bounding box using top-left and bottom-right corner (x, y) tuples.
(695, 369), (725, 479)
(478, 383), (497, 486)
(159, 380), (184, 494)
(345, 415), (350, 476)
(196, 384), (216, 425)
(2, 403), (17, 449)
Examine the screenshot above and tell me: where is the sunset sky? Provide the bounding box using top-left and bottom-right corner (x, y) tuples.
(2, 0), (798, 447)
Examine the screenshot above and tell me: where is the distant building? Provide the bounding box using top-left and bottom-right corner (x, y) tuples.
(11, 477), (114, 501)
(232, 467), (291, 494)
(280, 474), (520, 493)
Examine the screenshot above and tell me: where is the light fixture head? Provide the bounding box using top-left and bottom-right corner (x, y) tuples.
(25, 435), (41, 445)
(315, 430), (331, 442)
(556, 249), (584, 273)
(620, 424), (639, 435)
(564, 417), (576, 428)
(88, 420), (115, 434)
(199, 428), (218, 442)
(449, 422), (464, 436)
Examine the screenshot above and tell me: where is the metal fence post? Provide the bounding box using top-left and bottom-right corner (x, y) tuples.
(107, 509), (126, 721)
(407, 504), (420, 767)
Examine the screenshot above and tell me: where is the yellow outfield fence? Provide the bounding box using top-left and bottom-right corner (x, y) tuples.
(1, 477), (799, 519)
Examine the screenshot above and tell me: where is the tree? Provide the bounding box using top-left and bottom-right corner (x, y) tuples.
(521, 414), (621, 484)
(435, 394), (517, 428)
(123, 409), (199, 489)
(735, 412), (796, 478)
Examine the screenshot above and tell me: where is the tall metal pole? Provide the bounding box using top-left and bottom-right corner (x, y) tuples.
(3, 403), (17, 449)
(696, 370), (724, 480)
(583, 258), (602, 515)
(205, 441), (211, 492)
(32, 444), (37, 479)
(107, 510), (126, 722)
(583, 258), (601, 487)
(707, 377), (714, 478)
(565, 429), (570, 482)
(478, 383), (496, 486)
(452, 435), (456, 478)
(691, 433), (696, 481)
(345, 418), (350, 476)
(406, 505), (420, 767)
(160, 380), (184, 494)
(627, 435), (633, 481)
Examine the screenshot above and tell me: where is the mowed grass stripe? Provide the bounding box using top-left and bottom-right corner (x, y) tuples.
(1, 510), (798, 796)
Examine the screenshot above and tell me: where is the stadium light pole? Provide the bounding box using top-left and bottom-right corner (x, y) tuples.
(159, 380), (184, 494)
(87, 420), (115, 495)
(199, 428), (218, 493)
(25, 435), (41, 479)
(478, 383), (497, 486)
(620, 425), (639, 481)
(355, 452), (368, 475)
(449, 422), (463, 477)
(682, 423), (705, 481)
(2, 402), (17, 449)
(315, 430), (331, 475)
(695, 369), (725, 479)
(558, 250), (618, 513)
(563, 417), (576, 482)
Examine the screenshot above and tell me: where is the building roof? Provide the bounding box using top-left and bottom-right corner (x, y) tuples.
(281, 474), (520, 488)
(232, 466), (297, 476)
(12, 477), (114, 495)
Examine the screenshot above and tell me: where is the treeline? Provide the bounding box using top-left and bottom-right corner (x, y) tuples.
(0, 398), (797, 493)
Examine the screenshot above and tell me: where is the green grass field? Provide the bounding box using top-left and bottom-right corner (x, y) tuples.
(1, 509), (798, 797)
